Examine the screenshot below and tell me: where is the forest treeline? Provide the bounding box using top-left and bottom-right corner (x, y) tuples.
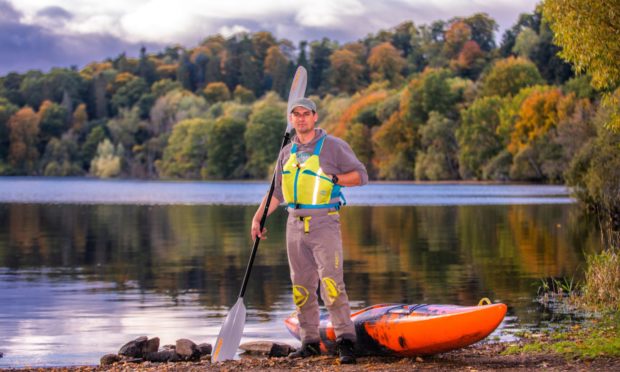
(0, 8), (615, 189)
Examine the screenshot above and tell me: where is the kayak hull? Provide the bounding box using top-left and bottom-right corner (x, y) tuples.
(284, 302), (507, 356)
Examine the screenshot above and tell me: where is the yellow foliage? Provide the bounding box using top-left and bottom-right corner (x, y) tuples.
(156, 64), (179, 80)
(79, 62), (113, 79)
(508, 88), (563, 154)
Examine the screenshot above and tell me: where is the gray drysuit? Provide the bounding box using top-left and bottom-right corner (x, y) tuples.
(273, 128), (368, 343)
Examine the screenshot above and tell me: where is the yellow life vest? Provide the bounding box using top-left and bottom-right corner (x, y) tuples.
(282, 135), (344, 209)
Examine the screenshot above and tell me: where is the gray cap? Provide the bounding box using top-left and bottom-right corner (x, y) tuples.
(290, 97), (316, 113)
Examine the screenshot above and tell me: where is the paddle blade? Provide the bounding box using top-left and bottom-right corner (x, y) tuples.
(286, 66), (308, 133)
(211, 297), (246, 362)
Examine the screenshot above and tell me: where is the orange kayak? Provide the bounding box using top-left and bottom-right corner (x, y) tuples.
(284, 302), (507, 356)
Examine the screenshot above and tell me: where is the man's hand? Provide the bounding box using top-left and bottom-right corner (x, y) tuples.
(251, 219), (268, 240)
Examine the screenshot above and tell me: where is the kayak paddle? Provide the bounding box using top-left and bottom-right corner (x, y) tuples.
(211, 66), (308, 362)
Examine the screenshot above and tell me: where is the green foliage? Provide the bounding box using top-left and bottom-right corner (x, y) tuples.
(502, 315), (620, 359)
(578, 248), (620, 312)
(456, 95), (504, 179)
(480, 57), (544, 97)
(0, 97), (18, 160)
(244, 100), (286, 178)
(110, 76), (148, 114)
(401, 68), (458, 124)
(566, 112), (620, 230)
(563, 75), (596, 100)
(343, 122), (374, 177)
(376, 93), (401, 122)
(372, 114), (416, 180)
(107, 107), (142, 150)
(40, 136), (83, 176)
(513, 27), (539, 58)
(157, 118), (211, 179)
(151, 79), (182, 98)
(150, 90), (208, 135)
(0, 15), (612, 183)
(233, 85), (256, 103)
(482, 150), (512, 181)
(203, 82), (231, 103)
(205, 116), (246, 179)
(38, 100), (69, 145)
(80, 125), (106, 168)
(414, 112), (459, 180)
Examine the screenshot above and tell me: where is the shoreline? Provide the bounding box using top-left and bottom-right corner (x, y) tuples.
(1, 342), (618, 371)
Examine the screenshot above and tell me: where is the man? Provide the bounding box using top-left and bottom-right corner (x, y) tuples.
(250, 97), (368, 364)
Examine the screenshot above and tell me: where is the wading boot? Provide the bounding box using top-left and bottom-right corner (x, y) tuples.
(288, 342), (321, 359)
(337, 338), (356, 364)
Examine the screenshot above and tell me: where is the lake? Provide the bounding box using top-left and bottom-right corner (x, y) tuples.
(0, 178), (600, 367)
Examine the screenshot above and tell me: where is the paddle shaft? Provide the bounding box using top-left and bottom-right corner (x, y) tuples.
(238, 131), (290, 299)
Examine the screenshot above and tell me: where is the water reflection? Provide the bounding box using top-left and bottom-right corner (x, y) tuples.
(0, 202), (600, 367)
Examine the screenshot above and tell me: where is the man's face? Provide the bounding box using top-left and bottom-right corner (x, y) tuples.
(290, 106), (317, 135)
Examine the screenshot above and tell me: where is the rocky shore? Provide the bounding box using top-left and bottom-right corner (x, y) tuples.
(1, 339), (618, 371)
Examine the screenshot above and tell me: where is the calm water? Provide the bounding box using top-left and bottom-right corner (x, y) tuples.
(0, 178), (600, 367)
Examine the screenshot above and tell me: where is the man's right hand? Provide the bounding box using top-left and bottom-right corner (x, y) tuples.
(251, 219), (267, 240)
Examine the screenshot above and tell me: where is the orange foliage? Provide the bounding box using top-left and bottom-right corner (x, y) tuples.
(332, 91), (388, 137)
(367, 42), (406, 84)
(8, 107), (40, 171)
(444, 21), (472, 58)
(329, 49), (364, 94)
(508, 88), (563, 154)
(79, 62), (113, 79)
(455, 40), (483, 69)
(156, 64), (179, 80)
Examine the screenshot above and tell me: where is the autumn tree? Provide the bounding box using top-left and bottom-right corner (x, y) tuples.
(90, 139), (123, 178)
(203, 82), (231, 103)
(233, 85), (256, 103)
(264, 45), (290, 97)
(150, 90), (208, 135)
(542, 0), (620, 130)
(71, 103), (88, 133)
(480, 57), (544, 97)
(367, 42), (406, 86)
(443, 21), (472, 60)
(542, 0), (620, 91)
(461, 13), (498, 52)
(329, 49), (364, 94)
(372, 113), (416, 180)
(8, 107), (40, 173)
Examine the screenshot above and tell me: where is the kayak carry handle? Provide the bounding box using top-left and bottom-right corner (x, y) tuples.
(478, 297), (492, 306)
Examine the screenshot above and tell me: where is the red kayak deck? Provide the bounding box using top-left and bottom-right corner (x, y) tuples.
(285, 302), (507, 356)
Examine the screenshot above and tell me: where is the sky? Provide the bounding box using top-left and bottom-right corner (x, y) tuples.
(0, 0), (539, 75)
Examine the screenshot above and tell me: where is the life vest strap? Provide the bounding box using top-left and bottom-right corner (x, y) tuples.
(288, 202), (341, 210)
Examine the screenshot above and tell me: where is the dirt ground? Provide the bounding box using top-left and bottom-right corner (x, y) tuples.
(2, 343), (619, 372)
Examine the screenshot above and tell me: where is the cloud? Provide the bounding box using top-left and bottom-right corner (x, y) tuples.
(0, 0), (541, 75)
(0, 1), (163, 75)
